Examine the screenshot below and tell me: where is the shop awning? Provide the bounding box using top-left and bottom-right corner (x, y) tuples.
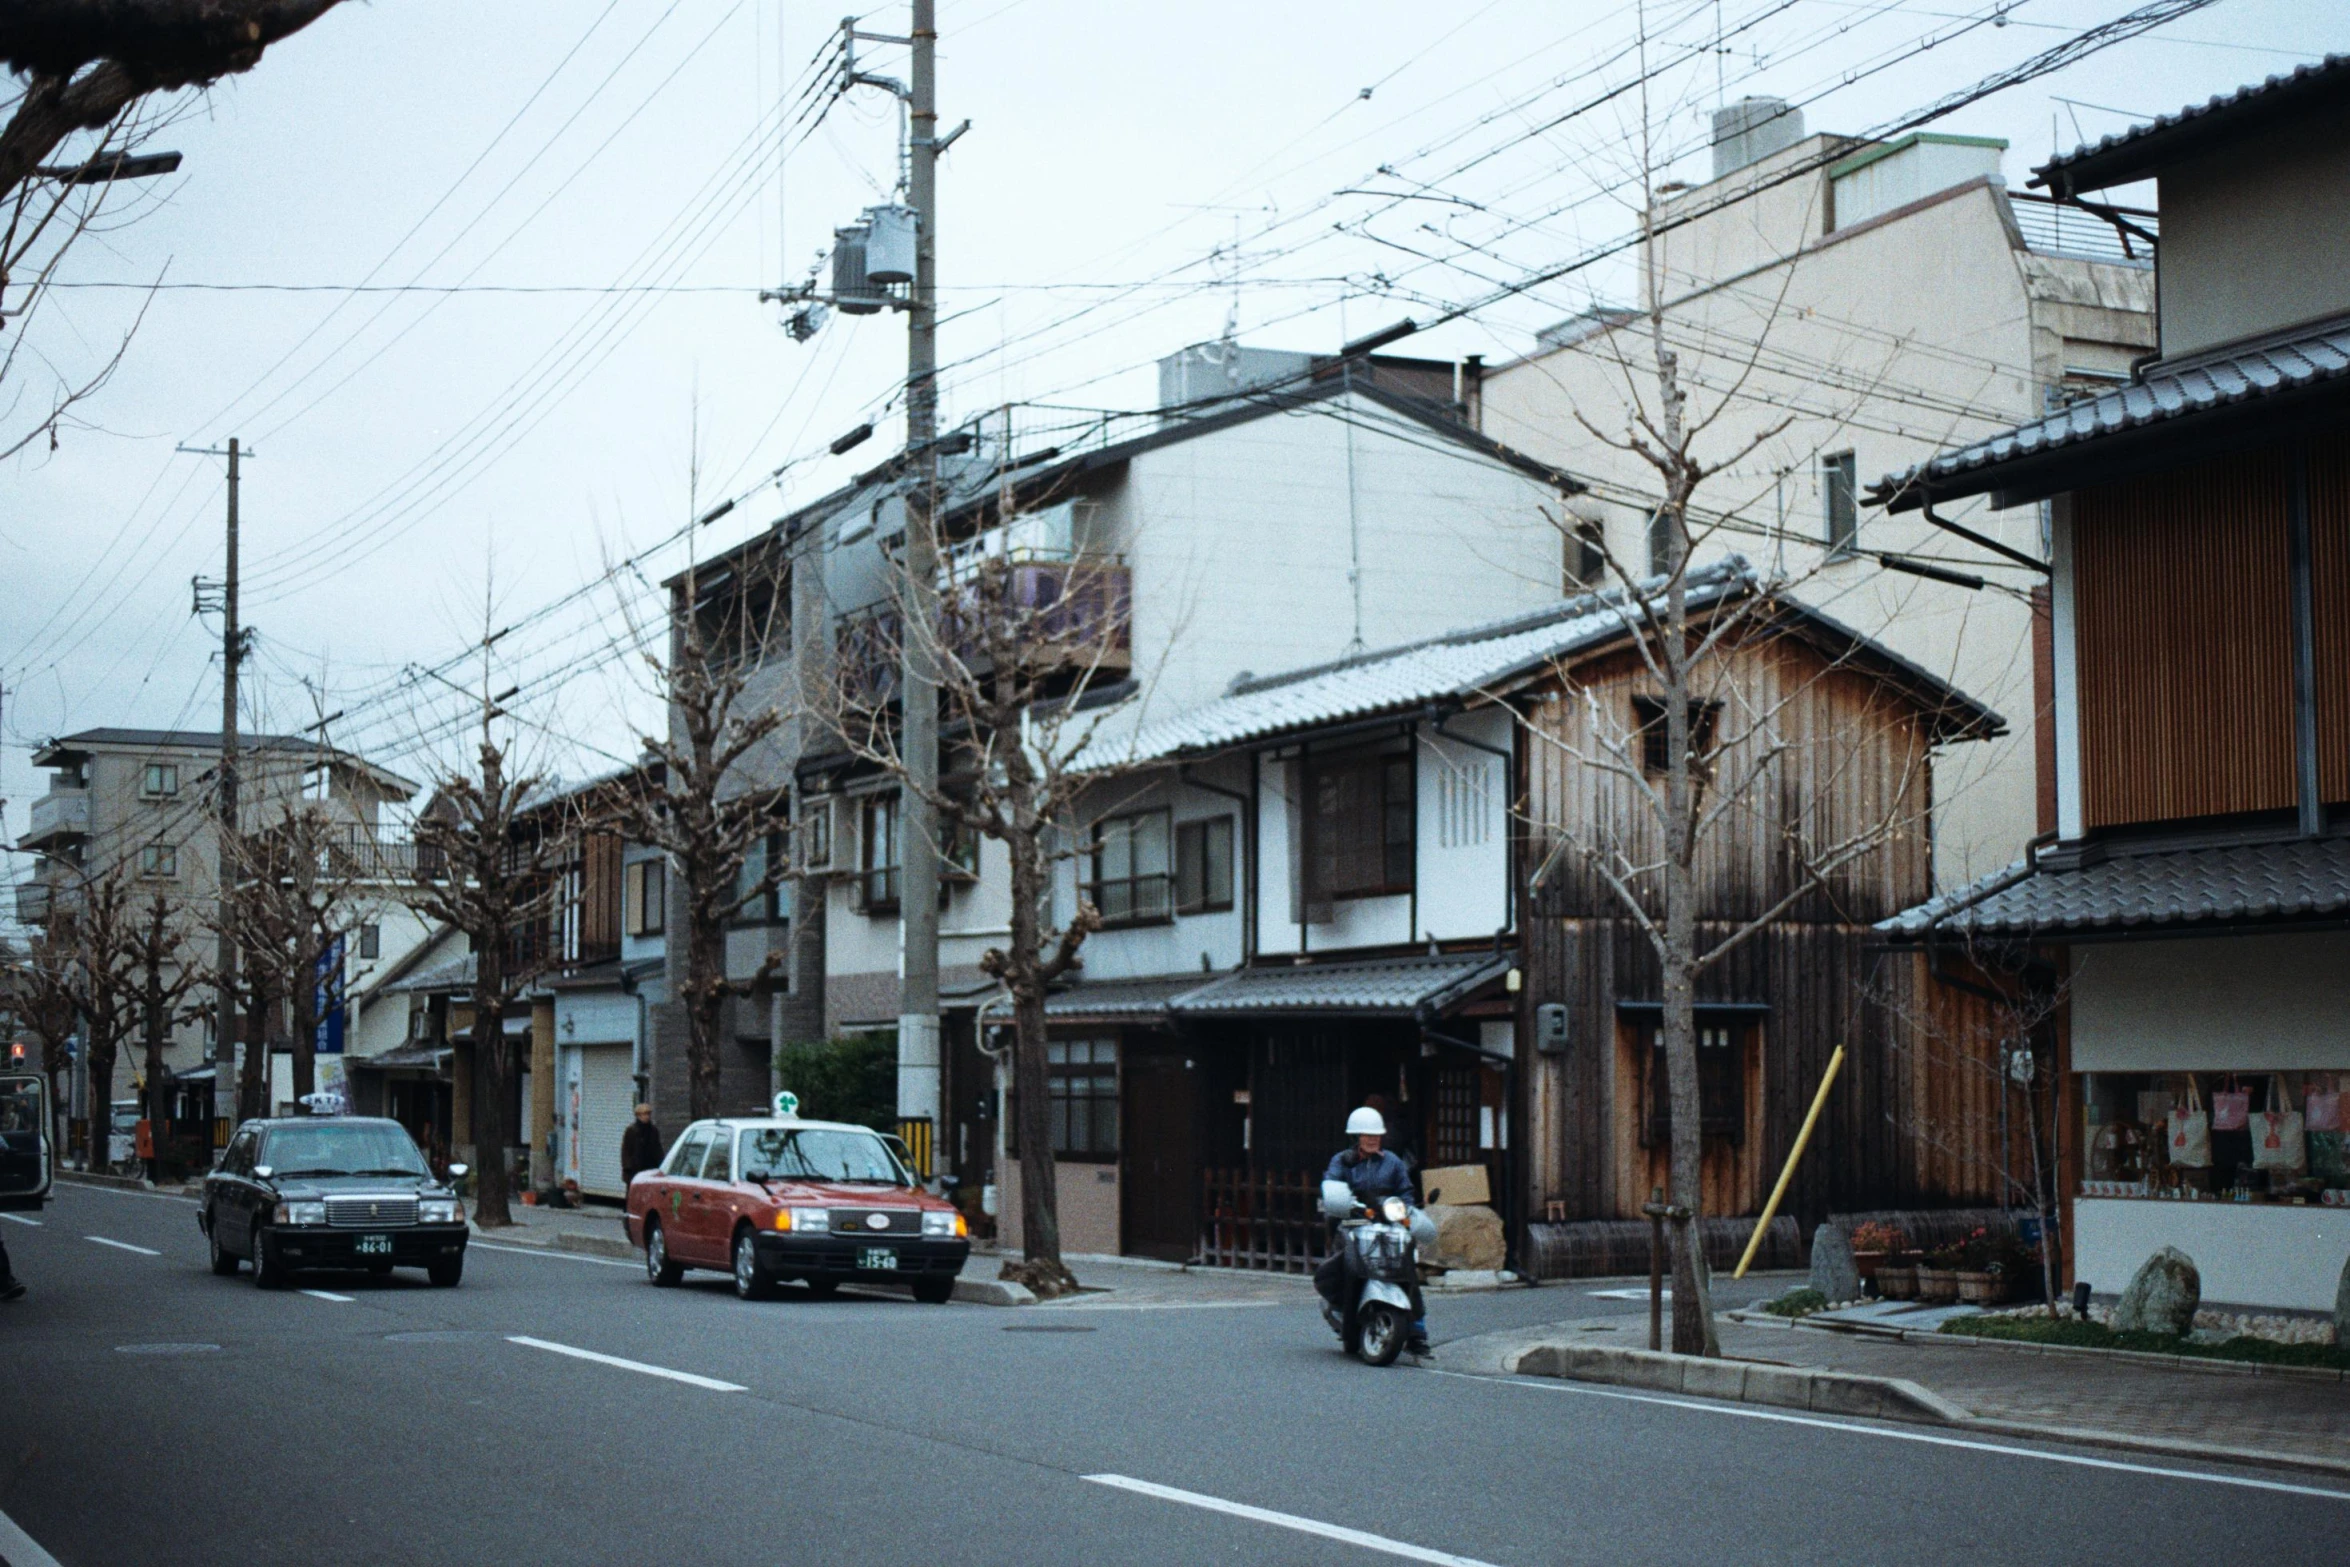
(1169, 952), (1513, 1022)
(1878, 835), (2350, 942)
(353, 1042), (450, 1072)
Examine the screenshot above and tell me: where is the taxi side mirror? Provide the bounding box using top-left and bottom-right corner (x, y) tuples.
(254, 1165), (274, 1180)
(446, 1163), (469, 1179)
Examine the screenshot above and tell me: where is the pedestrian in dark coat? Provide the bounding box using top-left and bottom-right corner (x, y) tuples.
(620, 1104), (665, 1185)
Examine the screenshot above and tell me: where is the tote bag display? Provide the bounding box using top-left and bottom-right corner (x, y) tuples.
(2251, 1074), (2307, 1174)
(2167, 1079), (2212, 1169)
(2306, 1086), (2343, 1133)
(2212, 1079), (2250, 1131)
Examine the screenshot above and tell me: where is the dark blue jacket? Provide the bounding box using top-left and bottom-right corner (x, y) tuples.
(1324, 1147), (1414, 1205)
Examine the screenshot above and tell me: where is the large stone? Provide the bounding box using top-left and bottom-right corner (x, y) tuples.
(2112, 1245), (2200, 1336)
(1809, 1224), (1859, 1303)
(1424, 1203), (1507, 1271)
(2334, 1253), (2349, 1349)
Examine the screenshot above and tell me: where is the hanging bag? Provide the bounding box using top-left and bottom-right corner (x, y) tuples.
(2306, 1083), (2343, 1133)
(2212, 1077), (2250, 1132)
(2168, 1078), (2212, 1169)
(2251, 1073), (2307, 1174)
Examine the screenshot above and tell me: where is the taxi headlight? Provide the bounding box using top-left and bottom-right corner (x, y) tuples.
(789, 1208), (831, 1233)
(276, 1200), (327, 1226)
(921, 1210), (963, 1237)
(418, 1198), (464, 1226)
(1380, 1196), (1410, 1224)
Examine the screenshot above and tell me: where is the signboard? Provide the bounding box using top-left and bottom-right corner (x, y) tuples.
(0, 1074), (52, 1210)
(314, 934), (347, 1057)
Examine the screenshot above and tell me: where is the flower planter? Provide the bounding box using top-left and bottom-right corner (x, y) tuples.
(1956, 1268), (2010, 1305)
(1874, 1263), (1918, 1300)
(1916, 1266), (1960, 1304)
(1853, 1249), (1887, 1283)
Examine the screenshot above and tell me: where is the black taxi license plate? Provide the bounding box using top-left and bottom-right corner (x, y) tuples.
(356, 1234), (393, 1257)
(857, 1246), (896, 1272)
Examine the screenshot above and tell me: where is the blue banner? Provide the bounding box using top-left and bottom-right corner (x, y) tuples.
(314, 934), (346, 1056)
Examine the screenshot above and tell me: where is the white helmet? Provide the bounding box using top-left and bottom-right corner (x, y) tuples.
(1345, 1106), (1387, 1137)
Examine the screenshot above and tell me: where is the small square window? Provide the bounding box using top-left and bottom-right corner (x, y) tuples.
(138, 842), (177, 879)
(624, 860), (667, 937)
(357, 924), (381, 961)
(1565, 518), (1605, 590)
(141, 762), (179, 799)
(1821, 450), (1858, 556)
(802, 796), (834, 869)
(1175, 817), (1234, 915)
(1632, 696), (1722, 780)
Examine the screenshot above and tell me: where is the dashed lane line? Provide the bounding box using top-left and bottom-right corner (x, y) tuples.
(85, 1235), (162, 1256)
(0, 1500), (64, 1567)
(1, 1212), (40, 1225)
(1082, 1475), (1505, 1566)
(506, 1334), (746, 1392)
(300, 1289), (356, 1303)
(1425, 1369), (2350, 1501)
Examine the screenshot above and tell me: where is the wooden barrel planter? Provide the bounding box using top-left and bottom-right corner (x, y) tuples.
(1916, 1266), (1960, 1304)
(1874, 1263), (1918, 1300)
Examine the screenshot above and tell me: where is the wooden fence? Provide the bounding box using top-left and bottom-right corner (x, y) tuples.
(1198, 1167), (1328, 1273)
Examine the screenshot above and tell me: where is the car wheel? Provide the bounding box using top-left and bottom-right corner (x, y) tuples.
(911, 1276), (955, 1305)
(427, 1255), (464, 1288)
(643, 1218), (683, 1287)
(802, 1277), (839, 1299)
(1357, 1302), (1407, 1367)
(732, 1228), (776, 1301)
(206, 1212), (240, 1276)
(250, 1227), (287, 1290)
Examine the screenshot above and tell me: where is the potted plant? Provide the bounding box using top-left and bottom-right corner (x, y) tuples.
(1850, 1220), (1909, 1297)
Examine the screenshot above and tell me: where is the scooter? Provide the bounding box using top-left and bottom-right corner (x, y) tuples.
(1318, 1180), (1429, 1366)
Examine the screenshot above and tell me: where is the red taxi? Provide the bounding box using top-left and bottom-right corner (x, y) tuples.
(624, 1111), (968, 1302)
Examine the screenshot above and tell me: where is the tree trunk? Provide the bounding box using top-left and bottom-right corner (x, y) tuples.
(85, 1033), (117, 1170)
(290, 943), (319, 1110)
(686, 910), (725, 1121)
(142, 993), (167, 1178)
(1003, 826), (1063, 1273)
(469, 958), (513, 1228)
(239, 980), (270, 1122)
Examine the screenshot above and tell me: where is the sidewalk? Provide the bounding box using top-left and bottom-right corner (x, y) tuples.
(1463, 1307), (2350, 1479)
(469, 1200), (635, 1259)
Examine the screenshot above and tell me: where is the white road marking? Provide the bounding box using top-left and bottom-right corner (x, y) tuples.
(300, 1289), (356, 1303)
(0, 1500), (64, 1567)
(84, 1235), (161, 1256)
(1587, 1287), (1666, 1300)
(469, 1241), (637, 1269)
(1431, 1370), (2350, 1501)
(506, 1335), (746, 1392)
(1083, 1475), (1504, 1566)
(1042, 1300), (1286, 1312)
(1, 1212), (40, 1225)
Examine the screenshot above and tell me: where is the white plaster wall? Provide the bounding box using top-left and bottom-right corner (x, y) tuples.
(2074, 1198), (2350, 1313)
(2158, 113), (2350, 359)
(2069, 932), (2350, 1073)
(555, 992), (639, 1046)
(1070, 768), (1247, 982)
(1416, 710), (1511, 941)
(1256, 752), (1301, 957)
(1483, 174), (2154, 892)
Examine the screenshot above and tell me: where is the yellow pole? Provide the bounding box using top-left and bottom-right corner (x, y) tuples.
(1734, 1043), (1845, 1279)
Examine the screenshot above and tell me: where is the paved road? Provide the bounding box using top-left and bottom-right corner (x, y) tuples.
(4, 1181), (2344, 1566)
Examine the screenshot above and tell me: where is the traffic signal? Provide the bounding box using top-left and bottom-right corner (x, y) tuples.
(6, 1040), (23, 1067)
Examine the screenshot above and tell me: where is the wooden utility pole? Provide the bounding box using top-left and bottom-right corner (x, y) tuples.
(896, 0), (943, 1162)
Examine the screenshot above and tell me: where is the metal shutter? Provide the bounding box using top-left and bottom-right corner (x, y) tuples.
(577, 1044), (634, 1199)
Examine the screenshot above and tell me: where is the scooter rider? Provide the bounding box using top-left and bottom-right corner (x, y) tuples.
(1313, 1106), (1430, 1356)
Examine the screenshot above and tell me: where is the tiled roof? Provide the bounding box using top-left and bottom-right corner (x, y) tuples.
(1877, 836), (2350, 940)
(1092, 557), (1996, 765)
(2034, 55), (2350, 197)
(1170, 952), (1512, 1020)
(381, 953), (476, 994)
(979, 974), (1208, 1024)
(1873, 314), (2350, 510)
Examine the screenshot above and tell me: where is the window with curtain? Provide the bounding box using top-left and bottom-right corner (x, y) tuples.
(1307, 750), (1413, 901)
(1175, 816), (1234, 914)
(1089, 810), (1171, 925)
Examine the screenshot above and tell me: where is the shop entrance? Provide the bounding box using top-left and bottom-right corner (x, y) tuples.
(1121, 1046), (1200, 1261)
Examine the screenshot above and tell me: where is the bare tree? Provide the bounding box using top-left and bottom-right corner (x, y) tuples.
(406, 728), (566, 1228)
(223, 806), (391, 1114)
(129, 889), (204, 1174)
(826, 531), (1134, 1295)
(0, 2), (345, 456)
(61, 862), (144, 1170)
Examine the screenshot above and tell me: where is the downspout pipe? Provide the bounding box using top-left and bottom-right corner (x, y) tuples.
(1919, 829), (2057, 1006)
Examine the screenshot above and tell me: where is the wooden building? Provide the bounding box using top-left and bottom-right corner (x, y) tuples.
(1875, 58), (2350, 1312)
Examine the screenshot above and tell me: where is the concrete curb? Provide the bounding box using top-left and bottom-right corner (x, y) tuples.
(552, 1232), (637, 1261)
(1511, 1342), (1969, 1424)
(1425, 1269), (1526, 1294)
(1815, 1319), (2350, 1385)
(57, 1171), (188, 1195)
(954, 1277), (1037, 1307)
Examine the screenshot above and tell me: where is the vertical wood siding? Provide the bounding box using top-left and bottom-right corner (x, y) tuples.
(2073, 450), (2296, 826)
(2309, 441), (2350, 804)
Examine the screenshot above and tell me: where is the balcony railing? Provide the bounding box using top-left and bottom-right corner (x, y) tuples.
(835, 560), (1132, 707)
(2008, 189), (2157, 264)
(24, 790), (90, 849)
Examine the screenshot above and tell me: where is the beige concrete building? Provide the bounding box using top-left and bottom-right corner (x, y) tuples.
(1479, 104), (2158, 887)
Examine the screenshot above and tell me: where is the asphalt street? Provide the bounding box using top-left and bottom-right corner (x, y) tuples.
(4, 1181), (2345, 1566)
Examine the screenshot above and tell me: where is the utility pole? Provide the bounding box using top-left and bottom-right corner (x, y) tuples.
(184, 438), (245, 1135)
(896, 0), (943, 1171)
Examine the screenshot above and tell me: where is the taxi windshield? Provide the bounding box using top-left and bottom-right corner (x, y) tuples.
(261, 1122), (429, 1179)
(741, 1128), (909, 1186)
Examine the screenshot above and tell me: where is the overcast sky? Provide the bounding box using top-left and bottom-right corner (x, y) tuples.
(0, 0), (2334, 861)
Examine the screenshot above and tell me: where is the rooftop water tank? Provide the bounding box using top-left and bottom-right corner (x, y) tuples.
(862, 204), (918, 285)
(1711, 98), (1804, 182)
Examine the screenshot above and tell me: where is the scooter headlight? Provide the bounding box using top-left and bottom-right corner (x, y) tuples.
(1380, 1196), (1409, 1224)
